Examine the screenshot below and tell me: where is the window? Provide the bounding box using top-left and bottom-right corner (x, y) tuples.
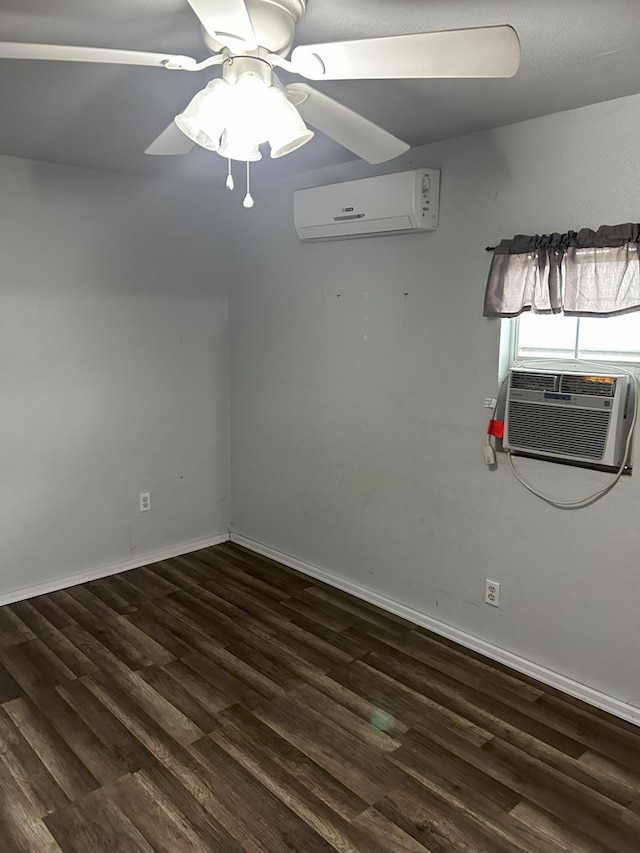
(508, 312), (640, 365)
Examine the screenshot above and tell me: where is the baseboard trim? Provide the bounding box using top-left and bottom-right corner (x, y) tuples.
(230, 533), (640, 727)
(0, 533), (230, 607)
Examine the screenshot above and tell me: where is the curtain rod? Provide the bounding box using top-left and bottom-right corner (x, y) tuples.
(485, 246), (497, 252)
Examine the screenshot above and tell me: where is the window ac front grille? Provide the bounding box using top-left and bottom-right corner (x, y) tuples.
(510, 372), (558, 392)
(507, 401), (610, 459)
(505, 368), (631, 469)
(560, 375), (616, 397)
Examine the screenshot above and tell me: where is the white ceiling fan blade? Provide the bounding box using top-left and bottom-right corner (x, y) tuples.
(291, 25), (520, 80)
(145, 122), (195, 156)
(0, 42), (197, 69)
(185, 0), (257, 48)
(286, 83), (408, 165)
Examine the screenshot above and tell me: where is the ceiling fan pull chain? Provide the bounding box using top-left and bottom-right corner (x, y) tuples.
(226, 158), (235, 191)
(243, 160), (254, 208)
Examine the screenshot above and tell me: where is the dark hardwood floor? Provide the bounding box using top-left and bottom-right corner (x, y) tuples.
(0, 543), (639, 852)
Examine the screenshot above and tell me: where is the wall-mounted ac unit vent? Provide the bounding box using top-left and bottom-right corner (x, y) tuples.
(504, 367), (632, 468)
(294, 169), (440, 242)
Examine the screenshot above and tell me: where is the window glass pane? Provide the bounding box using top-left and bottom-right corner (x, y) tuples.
(516, 312), (578, 358)
(578, 314), (640, 361)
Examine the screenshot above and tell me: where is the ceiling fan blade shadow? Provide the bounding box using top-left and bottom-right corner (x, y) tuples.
(145, 121), (195, 156)
(185, 0), (257, 48)
(0, 41), (197, 68)
(286, 83), (408, 164)
(291, 25), (520, 80)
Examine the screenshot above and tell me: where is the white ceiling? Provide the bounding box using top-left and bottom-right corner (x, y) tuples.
(1, 0), (640, 187)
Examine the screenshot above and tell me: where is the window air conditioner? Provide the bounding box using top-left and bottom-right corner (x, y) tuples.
(504, 368), (633, 469)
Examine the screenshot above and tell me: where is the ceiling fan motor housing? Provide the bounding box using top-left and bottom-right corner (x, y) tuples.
(202, 0), (306, 56)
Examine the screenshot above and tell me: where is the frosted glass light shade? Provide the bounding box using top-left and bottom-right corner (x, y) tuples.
(224, 74), (272, 148)
(218, 129), (262, 162)
(175, 79), (230, 152)
(267, 92), (314, 158)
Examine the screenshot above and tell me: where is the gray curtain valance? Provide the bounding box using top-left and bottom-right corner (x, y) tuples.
(483, 223), (640, 318)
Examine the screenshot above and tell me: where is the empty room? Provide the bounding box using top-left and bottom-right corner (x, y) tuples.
(1, 1), (640, 850)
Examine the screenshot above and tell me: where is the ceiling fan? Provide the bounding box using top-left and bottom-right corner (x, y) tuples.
(0, 0), (520, 205)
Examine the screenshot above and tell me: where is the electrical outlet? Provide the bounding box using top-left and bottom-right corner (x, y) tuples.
(484, 397), (497, 409)
(485, 578), (500, 607)
(139, 492), (151, 512)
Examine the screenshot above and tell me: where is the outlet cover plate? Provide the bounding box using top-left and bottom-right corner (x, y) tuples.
(485, 578), (500, 607)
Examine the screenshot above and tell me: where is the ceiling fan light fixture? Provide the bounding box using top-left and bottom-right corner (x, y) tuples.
(175, 78), (230, 151)
(266, 91), (314, 158)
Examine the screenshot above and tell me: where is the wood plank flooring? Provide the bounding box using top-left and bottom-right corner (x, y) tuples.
(0, 542), (639, 851)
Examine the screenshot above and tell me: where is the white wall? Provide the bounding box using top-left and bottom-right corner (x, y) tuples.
(228, 93), (640, 709)
(0, 157), (230, 598)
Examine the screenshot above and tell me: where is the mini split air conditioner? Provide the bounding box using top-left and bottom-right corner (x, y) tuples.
(293, 169), (440, 241)
(504, 368), (633, 469)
